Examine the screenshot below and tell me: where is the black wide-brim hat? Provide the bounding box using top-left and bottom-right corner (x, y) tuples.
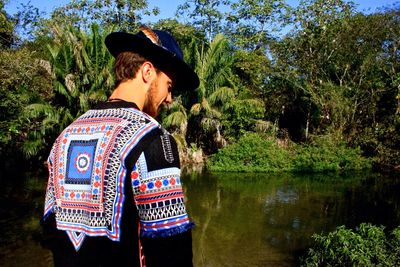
(105, 27), (199, 92)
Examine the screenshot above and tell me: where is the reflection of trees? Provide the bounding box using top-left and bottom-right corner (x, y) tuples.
(339, 173), (400, 230)
(196, 187), (221, 266)
(182, 172), (221, 266)
(182, 172), (396, 266)
(262, 184), (343, 258)
(0, 176), (52, 266)
(184, 172), (298, 266)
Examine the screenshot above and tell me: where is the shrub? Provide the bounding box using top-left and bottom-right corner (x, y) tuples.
(207, 132), (294, 172)
(207, 133), (371, 173)
(293, 136), (372, 172)
(302, 223), (400, 266)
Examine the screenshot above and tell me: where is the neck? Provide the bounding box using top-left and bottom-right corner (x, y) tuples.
(109, 79), (149, 110)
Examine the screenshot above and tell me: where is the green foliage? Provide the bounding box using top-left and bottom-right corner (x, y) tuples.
(227, 0), (289, 50)
(0, 47), (52, 160)
(192, 33), (235, 100)
(357, 119), (400, 171)
(302, 223), (400, 266)
(23, 24), (114, 158)
(208, 133), (371, 173)
(160, 97), (188, 135)
(264, 3), (400, 169)
(232, 49), (271, 95)
(0, 0), (15, 48)
(12, 1), (43, 42)
(49, 0), (159, 32)
(293, 135), (372, 172)
(176, 0), (228, 42)
(184, 33), (237, 151)
(208, 133), (294, 172)
(222, 97), (265, 138)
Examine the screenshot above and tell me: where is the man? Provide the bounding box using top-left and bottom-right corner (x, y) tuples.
(41, 25), (199, 267)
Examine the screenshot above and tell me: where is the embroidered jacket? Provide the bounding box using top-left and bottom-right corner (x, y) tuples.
(43, 101), (193, 258)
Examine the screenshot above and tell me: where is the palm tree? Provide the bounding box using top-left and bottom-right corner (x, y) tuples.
(184, 34), (236, 151)
(48, 24), (114, 113)
(23, 24), (114, 158)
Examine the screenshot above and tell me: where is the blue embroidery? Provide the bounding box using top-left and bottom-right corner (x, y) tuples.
(66, 139), (98, 185)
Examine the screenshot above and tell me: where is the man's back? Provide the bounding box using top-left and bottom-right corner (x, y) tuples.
(42, 101), (193, 266)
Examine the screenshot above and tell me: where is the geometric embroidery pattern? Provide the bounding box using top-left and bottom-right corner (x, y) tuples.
(131, 153), (192, 238)
(160, 129), (174, 163)
(44, 107), (159, 250)
(65, 139), (98, 184)
(66, 231), (86, 251)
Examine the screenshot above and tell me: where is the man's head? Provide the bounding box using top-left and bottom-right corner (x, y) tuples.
(111, 50), (173, 117)
(106, 26), (199, 91)
(105, 26), (199, 117)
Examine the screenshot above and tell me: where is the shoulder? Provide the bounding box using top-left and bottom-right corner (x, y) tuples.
(142, 128), (181, 170)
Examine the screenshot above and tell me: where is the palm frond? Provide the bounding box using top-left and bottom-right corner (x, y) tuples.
(163, 111), (188, 129)
(26, 103), (55, 118)
(208, 86), (235, 108)
(22, 135), (44, 158)
(79, 93), (89, 112)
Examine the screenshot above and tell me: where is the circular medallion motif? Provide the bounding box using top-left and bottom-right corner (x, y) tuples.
(75, 152), (91, 173)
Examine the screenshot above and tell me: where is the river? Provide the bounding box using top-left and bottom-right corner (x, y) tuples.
(0, 171), (399, 266)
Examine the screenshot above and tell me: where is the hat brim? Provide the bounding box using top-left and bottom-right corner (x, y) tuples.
(105, 32), (199, 92)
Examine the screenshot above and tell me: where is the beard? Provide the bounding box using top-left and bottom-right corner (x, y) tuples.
(142, 80), (159, 118)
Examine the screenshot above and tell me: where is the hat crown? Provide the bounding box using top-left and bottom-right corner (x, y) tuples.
(137, 30), (184, 61)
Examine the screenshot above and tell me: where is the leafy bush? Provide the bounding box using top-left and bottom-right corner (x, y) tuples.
(207, 133), (371, 173)
(293, 135), (372, 172)
(302, 223), (400, 266)
(207, 132), (294, 172)
(221, 98), (265, 138)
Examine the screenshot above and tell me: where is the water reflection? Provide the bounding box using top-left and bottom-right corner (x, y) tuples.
(0, 171), (399, 266)
(0, 175), (52, 267)
(182, 171), (400, 267)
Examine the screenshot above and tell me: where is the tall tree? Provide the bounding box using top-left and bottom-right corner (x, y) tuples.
(0, 47), (53, 169)
(0, 0), (15, 48)
(223, 0), (287, 121)
(270, 0), (357, 140)
(270, 0), (400, 151)
(50, 0), (159, 31)
(227, 0), (289, 51)
(171, 34), (236, 151)
(176, 0), (230, 42)
(181, 33), (264, 151)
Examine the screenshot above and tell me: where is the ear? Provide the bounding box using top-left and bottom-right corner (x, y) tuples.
(141, 61), (156, 83)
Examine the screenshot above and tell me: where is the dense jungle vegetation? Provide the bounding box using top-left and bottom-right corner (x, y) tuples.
(0, 0), (399, 174)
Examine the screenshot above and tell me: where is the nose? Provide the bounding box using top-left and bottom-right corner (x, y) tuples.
(164, 92), (172, 104)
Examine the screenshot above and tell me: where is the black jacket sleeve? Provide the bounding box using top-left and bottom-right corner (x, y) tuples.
(131, 129), (194, 267)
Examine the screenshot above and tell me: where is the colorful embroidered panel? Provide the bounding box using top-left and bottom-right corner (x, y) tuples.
(65, 139), (98, 185)
(131, 142), (192, 238)
(44, 108), (159, 250)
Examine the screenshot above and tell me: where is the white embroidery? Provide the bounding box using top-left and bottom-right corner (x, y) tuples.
(160, 133), (174, 163)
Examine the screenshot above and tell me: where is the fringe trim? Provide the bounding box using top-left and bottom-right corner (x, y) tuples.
(140, 222), (195, 239)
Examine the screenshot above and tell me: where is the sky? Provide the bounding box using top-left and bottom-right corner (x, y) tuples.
(5, 0), (399, 23)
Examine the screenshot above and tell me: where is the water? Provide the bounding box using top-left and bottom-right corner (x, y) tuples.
(184, 171), (400, 266)
(1, 171), (399, 266)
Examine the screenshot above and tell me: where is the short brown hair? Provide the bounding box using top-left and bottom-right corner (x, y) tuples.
(114, 51), (147, 86)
